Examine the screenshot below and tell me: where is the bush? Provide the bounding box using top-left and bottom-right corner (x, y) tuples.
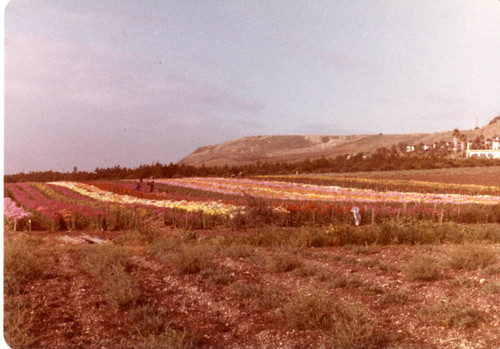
(403, 255), (441, 281)
(484, 282), (500, 294)
(4, 237), (48, 294)
(283, 294), (387, 347)
(231, 282), (286, 309)
(445, 244), (497, 270)
(267, 252), (303, 273)
(379, 291), (410, 306)
(131, 302), (169, 337)
(219, 242), (255, 258)
(3, 299), (39, 348)
(422, 300), (484, 328)
(166, 244), (214, 274)
(80, 244), (142, 309)
(199, 266), (235, 285)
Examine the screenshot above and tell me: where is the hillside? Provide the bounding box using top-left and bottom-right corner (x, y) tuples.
(179, 118), (500, 167)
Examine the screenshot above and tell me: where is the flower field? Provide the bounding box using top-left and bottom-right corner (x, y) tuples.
(4, 176), (500, 231)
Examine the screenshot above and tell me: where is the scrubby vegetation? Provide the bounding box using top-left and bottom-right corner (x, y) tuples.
(5, 153), (500, 183)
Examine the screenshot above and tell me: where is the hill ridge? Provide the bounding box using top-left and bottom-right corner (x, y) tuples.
(180, 118), (500, 167)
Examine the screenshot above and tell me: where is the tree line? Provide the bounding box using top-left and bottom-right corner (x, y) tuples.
(4, 150), (500, 183)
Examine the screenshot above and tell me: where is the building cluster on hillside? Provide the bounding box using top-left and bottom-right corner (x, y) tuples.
(405, 137), (500, 159)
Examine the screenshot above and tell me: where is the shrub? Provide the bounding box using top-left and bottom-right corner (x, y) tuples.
(379, 291), (410, 306)
(100, 264), (142, 309)
(267, 252), (303, 273)
(199, 266), (235, 285)
(3, 299), (39, 348)
(134, 328), (198, 349)
(484, 282), (500, 294)
(219, 242), (255, 258)
(131, 302), (169, 337)
(445, 244), (497, 270)
(283, 294), (387, 347)
(403, 255), (441, 281)
(4, 237), (48, 294)
(422, 300), (484, 328)
(449, 277), (476, 288)
(484, 265), (500, 276)
(166, 244), (214, 274)
(231, 282), (286, 309)
(79, 244), (142, 309)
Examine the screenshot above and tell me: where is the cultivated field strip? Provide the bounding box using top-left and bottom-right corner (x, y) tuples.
(157, 177), (500, 205)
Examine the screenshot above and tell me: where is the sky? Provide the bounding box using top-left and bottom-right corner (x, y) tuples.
(3, 0), (500, 174)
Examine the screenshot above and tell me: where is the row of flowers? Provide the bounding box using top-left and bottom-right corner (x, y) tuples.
(49, 181), (242, 217)
(5, 183), (106, 219)
(255, 175), (500, 196)
(155, 177), (500, 206)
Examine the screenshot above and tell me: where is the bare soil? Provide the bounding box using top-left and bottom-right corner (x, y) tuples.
(4, 228), (500, 348)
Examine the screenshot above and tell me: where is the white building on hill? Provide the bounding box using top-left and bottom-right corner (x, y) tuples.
(466, 137), (500, 159)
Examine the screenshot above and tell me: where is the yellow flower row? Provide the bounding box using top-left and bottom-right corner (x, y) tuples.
(49, 181), (240, 216)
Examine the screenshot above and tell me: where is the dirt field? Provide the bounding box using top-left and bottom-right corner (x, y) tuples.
(4, 225), (500, 349)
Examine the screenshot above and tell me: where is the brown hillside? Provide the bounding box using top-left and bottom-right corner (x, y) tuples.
(179, 118), (500, 167)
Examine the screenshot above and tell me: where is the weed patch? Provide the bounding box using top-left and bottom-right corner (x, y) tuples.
(3, 299), (39, 348)
(231, 282), (285, 309)
(422, 300), (484, 328)
(283, 294), (387, 347)
(4, 237), (49, 294)
(267, 252), (303, 273)
(199, 266), (235, 285)
(379, 291), (410, 306)
(166, 244), (214, 274)
(80, 244), (142, 309)
(484, 282), (500, 294)
(403, 255), (441, 281)
(445, 244), (497, 270)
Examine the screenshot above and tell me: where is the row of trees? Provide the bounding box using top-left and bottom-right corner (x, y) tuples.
(5, 151), (500, 183)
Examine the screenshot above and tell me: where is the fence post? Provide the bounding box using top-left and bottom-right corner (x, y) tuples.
(371, 209), (375, 225)
(13, 219), (17, 232)
(439, 208), (444, 224)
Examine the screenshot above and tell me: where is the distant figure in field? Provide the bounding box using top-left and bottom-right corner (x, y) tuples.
(135, 180), (140, 191)
(350, 206), (361, 226)
(150, 178), (155, 193)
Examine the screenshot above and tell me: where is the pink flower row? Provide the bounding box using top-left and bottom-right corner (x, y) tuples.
(4, 197), (31, 219)
(5, 183), (105, 219)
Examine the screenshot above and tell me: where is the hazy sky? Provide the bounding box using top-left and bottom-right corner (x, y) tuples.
(4, 0), (500, 174)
